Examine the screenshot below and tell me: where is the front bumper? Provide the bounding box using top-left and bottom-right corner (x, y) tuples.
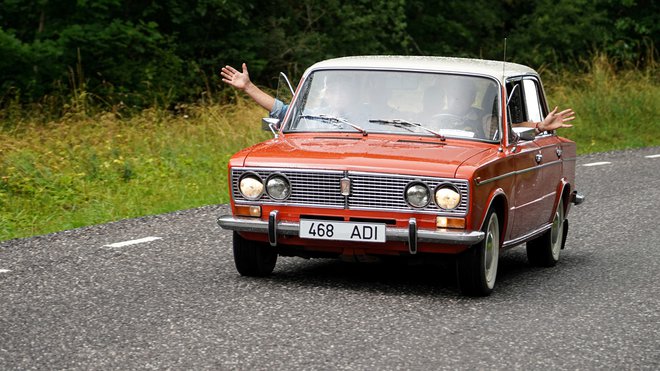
(217, 211), (484, 255)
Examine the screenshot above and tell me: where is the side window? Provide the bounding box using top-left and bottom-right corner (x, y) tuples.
(522, 79), (543, 123)
(506, 81), (524, 124)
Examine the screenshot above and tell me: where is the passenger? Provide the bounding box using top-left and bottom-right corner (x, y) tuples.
(221, 63), (288, 121)
(221, 63), (360, 122)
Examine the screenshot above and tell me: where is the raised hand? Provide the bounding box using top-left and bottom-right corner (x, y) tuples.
(221, 63), (251, 91)
(540, 106), (576, 131)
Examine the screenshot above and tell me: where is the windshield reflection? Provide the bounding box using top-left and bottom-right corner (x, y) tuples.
(285, 70), (500, 141)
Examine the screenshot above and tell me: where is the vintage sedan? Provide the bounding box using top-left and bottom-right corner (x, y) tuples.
(218, 56), (584, 296)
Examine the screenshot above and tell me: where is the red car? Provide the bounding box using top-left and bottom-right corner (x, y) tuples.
(218, 56), (584, 296)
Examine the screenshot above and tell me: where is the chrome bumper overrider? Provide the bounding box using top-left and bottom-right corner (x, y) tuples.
(217, 211), (484, 254)
(571, 191), (585, 205)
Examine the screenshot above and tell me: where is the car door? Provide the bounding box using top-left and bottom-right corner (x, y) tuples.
(506, 79), (548, 239)
(523, 79), (562, 225)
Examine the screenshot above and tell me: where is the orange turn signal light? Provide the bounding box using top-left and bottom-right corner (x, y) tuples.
(436, 216), (465, 229)
(236, 205), (262, 217)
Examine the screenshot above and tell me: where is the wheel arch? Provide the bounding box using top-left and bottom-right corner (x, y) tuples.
(478, 189), (509, 244)
(555, 179), (572, 218)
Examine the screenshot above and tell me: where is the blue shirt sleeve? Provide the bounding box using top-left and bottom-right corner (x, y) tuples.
(270, 99), (289, 122)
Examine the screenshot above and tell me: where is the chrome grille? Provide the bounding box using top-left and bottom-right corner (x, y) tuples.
(232, 168), (344, 207)
(231, 168), (469, 215)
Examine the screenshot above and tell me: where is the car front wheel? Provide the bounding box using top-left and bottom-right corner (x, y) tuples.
(232, 231), (277, 276)
(456, 209), (500, 296)
(526, 198), (565, 267)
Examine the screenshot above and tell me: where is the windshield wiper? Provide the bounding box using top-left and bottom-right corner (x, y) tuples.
(369, 119), (445, 140)
(299, 114), (368, 136)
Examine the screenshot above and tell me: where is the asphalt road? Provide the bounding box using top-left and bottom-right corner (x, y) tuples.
(1, 146), (659, 370)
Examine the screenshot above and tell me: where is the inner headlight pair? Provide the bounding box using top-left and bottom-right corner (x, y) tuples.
(239, 173), (290, 201)
(405, 182), (461, 209)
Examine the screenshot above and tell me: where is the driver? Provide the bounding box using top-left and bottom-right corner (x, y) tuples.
(421, 79), (485, 137)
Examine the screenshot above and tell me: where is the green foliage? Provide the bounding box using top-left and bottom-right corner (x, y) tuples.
(1, 0), (657, 110)
(406, 0), (504, 57)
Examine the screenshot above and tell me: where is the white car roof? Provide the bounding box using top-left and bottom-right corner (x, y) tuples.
(306, 55), (539, 84)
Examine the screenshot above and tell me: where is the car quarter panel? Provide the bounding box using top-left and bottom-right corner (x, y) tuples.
(455, 148), (516, 241)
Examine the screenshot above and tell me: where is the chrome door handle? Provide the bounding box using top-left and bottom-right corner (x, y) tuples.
(556, 148), (563, 158)
(535, 153), (543, 164)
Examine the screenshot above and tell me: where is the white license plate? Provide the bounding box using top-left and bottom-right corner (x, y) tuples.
(299, 219), (386, 243)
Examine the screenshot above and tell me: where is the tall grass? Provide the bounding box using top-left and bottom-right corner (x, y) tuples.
(543, 55), (659, 154)
(1, 57), (658, 241)
(1, 99), (270, 241)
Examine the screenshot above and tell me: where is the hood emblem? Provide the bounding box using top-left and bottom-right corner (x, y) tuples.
(340, 177), (351, 196)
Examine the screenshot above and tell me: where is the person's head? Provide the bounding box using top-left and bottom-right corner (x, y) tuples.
(423, 85), (445, 114)
(443, 78), (477, 116)
(321, 73), (358, 108)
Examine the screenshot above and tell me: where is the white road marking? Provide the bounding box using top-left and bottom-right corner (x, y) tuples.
(103, 236), (162, 248)
(0, 269), (10, 273)
(583, 161), (612, 167)
(644, 154), (660, 159)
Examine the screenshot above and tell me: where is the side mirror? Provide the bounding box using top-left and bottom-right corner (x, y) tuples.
(512, 126), (536, 141)
(262, 117), (280, 137)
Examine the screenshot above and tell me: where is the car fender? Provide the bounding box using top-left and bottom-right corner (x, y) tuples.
(554, 178), (571, 219)
(477, 188), (509, 243)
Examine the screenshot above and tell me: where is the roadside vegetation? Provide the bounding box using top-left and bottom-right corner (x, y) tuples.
(1, 57), (658, 241)
(544, 55), (659, 153)
(0, 99), (270, 241)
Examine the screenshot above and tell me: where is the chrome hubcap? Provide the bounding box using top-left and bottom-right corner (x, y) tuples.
(484, 214), (499, 289)
(550, 202), (564, 260)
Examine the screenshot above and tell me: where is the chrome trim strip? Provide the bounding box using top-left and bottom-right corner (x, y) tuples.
(510, 192), (555, 210)
(234, 167), (345, 175)
(217, 215), (484, 245)
(232, 202), (466, 217)
(234, 200), (344, 210)
(475, 159), (562, 186)
(502, 223), (552, 249)
(475, 172), (513, 186)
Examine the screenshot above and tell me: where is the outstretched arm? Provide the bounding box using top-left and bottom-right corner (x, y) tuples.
(221, 63), (276, 112)
(515, 106), (575, 133)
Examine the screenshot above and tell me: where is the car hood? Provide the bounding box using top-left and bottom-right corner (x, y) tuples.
(240, 134), (489, 178)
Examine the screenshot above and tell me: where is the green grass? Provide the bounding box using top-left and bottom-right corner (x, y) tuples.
(543, 55), (660, 154)
(1, 100), (270, 241)
(1, 59), (658, 241)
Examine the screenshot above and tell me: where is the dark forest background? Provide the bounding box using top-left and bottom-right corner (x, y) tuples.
(1, 0), (657, 110)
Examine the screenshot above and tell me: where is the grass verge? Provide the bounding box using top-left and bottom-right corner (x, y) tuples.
(543, 55), (660, 154)
(1, 99), (270, 241)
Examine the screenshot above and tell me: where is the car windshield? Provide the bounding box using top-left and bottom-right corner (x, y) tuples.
(285, 70), (501, 141)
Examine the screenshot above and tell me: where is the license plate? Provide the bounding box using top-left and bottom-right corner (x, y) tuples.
(299, 219), (386, 243)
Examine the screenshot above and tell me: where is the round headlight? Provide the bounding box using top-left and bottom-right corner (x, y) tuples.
(435, 185), (461, 209)
(239, 174), (264, 200)
(266, 174), (291, 200)
(405, 182), (430, 208)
